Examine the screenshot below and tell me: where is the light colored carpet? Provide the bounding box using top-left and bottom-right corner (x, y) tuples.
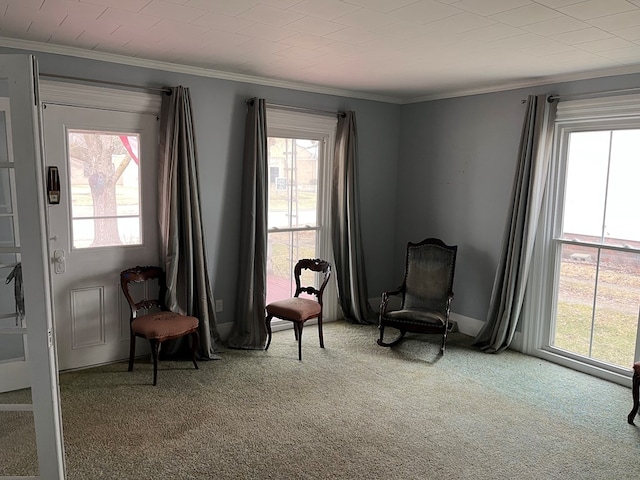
(2, 320), (639, 479)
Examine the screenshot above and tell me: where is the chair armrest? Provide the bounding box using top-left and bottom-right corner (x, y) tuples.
(444, 293), (454, 328)
(380, 288), (402, 317)
(446, 293), (454, 313)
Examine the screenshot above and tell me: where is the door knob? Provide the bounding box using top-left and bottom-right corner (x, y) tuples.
(53, 249), (66, 274)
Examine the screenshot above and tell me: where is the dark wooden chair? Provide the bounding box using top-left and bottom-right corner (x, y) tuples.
(120, 266), (199, 386)
(628, 362), (640, 424)
(378, 238), (457, 354)
(265, 258), (331, 360)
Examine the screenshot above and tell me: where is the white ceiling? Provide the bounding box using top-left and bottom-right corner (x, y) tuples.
(3, 0), (640, 102)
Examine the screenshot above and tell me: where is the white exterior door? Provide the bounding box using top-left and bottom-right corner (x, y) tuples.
(43, 99), (160, 371)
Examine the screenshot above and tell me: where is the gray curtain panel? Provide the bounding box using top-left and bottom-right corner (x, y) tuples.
(158, 86), (222, 359)
(227, 98), (268, 349)
(331, 112), (376, 324)
(473, 94), (557, 353)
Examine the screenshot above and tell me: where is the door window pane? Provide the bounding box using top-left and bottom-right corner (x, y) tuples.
(605, 130), (640, 245)
(0, 217), (14, 246)
(267, 230), (317, 304)
(553, 244), (598, 357)
(268, 137), (319, 230)
(561, 131), (609, 243)
(0, 111), (9, 163)
(0, 168), (12, 214)
(591, 249), (640, 366)
(67, 130), (142, 249)
(553, 245), (640, 367)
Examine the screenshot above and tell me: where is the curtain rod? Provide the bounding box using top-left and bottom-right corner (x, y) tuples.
(39, 73), (171, 95)
(548, 85), (640, 103)
(246, 99), (345, 118)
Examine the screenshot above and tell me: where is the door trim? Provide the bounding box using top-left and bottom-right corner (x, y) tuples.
(40, 80), (161, 114)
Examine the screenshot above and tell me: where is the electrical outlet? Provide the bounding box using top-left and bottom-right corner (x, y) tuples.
(215, 299), (223, 312)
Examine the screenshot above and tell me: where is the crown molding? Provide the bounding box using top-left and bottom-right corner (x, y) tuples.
(0, 37), (403, 104)
(403, 64), (640, 104)
(3, 36), (640, 106)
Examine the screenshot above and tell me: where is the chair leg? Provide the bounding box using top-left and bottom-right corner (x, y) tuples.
(440, 329), (448, 355)
(377, 325), (385, 346)
(150, 339), (160, 386)
(318, 315), (324, 349)
(190, 331), (199, 370)
(628, 369), (640, 425)
(265, 314), (273, 351)
(296, 322), (303, 361)
(128, 330), (136, 372)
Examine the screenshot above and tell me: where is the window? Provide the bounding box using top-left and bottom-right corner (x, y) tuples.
(67, 130), (141, 249)
(536, 95), (640, 381)
(267, 137), (320, 303)
(265, 109), (337, 319)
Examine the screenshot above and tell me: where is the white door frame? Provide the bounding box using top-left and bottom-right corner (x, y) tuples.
(39, 81), (161, 370)
(0, 55), (65, 479)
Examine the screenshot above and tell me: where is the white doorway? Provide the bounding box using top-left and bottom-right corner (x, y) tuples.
(0, 54), (65, 478)
(41, 84), (161, 371)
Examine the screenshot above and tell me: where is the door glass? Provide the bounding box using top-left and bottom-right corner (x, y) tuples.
(0, 93), (24, 363)
(67, 130), (142, 249)
(266, 137), (320, 304)
(0, 110), (8, 162)
(1, 262), (24, 362)
(0, 167), (12, 213)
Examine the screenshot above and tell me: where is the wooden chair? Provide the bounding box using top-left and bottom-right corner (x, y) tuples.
(378, 238), (457, 354)
(120, 266), (199, 386)
(628, 362), (640, 424)
(265, 258), (331, 360)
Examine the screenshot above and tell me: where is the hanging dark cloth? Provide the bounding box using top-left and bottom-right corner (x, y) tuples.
(158, 86), (222, 358)
(227, 98), (268, 349)
(6, 262), (24, 323)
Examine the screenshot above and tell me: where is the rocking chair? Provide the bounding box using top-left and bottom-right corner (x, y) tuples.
(378, 238), (457, 354)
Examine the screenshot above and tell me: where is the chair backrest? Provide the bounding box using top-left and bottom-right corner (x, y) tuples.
(293, 258), (331, 304)
(402, 238), (457, 313)
(120, 266), (167, 318)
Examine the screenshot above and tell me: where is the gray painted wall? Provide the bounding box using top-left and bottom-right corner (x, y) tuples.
(0, 48), (400, 327)
(7, 47), (640, 332)
(397, 72), (640, 323)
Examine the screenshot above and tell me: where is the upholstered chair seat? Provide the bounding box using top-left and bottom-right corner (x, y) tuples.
(266, 298), (322, 322)
(131, 312), (199, 342)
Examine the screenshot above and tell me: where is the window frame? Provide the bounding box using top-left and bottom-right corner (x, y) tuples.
(265, 108), (338, 326)
(525, 99), (640, 386)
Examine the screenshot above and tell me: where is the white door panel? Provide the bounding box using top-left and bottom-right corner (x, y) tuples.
(44, 104), (159, 371)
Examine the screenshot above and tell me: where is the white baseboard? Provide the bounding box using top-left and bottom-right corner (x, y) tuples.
(449, 312), (484, 337)
(217, 305), (486, 344)
(217, 321), (234, 342)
